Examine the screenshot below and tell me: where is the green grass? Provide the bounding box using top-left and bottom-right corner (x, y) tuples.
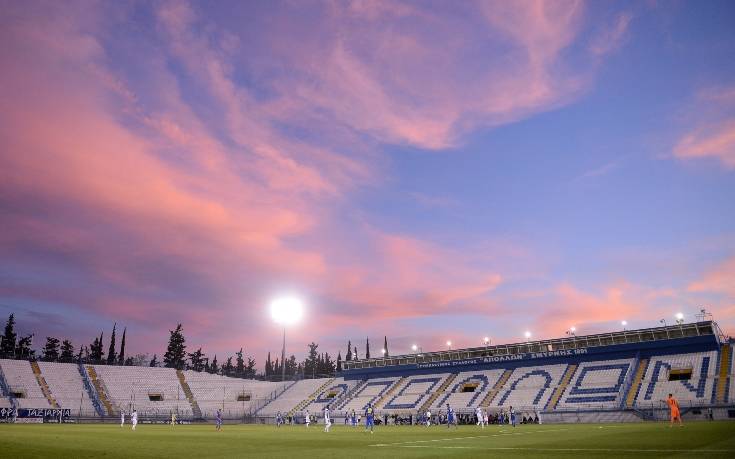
(1, 422), (734, 458)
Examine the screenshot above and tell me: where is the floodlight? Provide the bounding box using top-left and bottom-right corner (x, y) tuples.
(570, 326), (576, 332)
(411, 344), (418, 352)
(270, 297), (304, 326)
(524, 331), (531, 339)
(675, 312), (684, 320)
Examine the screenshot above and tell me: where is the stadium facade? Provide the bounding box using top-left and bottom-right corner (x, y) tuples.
(0, 321), (733, 424)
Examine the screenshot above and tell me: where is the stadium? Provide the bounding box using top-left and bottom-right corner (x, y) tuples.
(2, 0), (735, 457)
(1, 318), (735, 456)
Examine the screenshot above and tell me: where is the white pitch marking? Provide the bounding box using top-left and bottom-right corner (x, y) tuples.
(386, 446), (735, 453)
(368, 428), (569, 447)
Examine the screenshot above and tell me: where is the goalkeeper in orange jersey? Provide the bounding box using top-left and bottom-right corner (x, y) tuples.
(666, 393), (683, 427)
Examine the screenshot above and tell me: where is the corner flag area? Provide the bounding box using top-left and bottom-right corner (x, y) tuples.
(1, 422), (734, 458)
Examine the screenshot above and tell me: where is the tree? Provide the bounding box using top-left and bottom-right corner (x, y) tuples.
(42, 337), (60, 362)
(188, 348), (206, 372)
(384, 336), (389, 357)
(235, 348), (245, 378)
(304, 342), (319, 378)
(223, 356), (234, 377)
(286, 355), (297, 378)
(321, 352), (335, 376)
(336, 351), (342, 372)
(89, 332), (104, 363)
(208, 355), (218, 374)
(365, 337), (371, 359)
(149, 354), (159, 367)
(16, 334), (34, 360)
(163, 324), (187, 370)
(273, 358), (280, 379)
(60, 340), (75, 363)
(345, 340), (352, 362)
(106, 323), (117, 365)
(75, 346), (83, 363)
(129, 353), (148, 367)
(1, 314), (17, 357)
(246, 357), (256, 378)
(265, 352), (272, 378)
(353, 346), (358, 361)
(117, 327), (126, 365)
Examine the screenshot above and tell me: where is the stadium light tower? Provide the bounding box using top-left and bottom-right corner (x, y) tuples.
(524, 331), (531, 342)
(675, 312), (684, 325)
(621, 320), (627, 330)
(483, 337), (490, 351)
(566, 326), (576, 337)
(270, 296), (304, 383)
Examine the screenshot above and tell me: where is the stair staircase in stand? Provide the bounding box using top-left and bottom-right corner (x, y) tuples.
(625, 358), (649, 408)
(176, 370), (202, 418)
(0, 364), (16, 409)
(417, 373), (458, 414)
(716, 344), (732, 403)
(545, 364), (578, 410)
(30, 361), (59, 408)
(373, 376), (409, 409)
(480, 369), (514, 407)
(86, 366), (114, 416)
(289, 378), (336, 416)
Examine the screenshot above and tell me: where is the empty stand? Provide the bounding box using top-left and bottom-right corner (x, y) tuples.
(0, 360), (50, 408)
(557, 359), (631, 409)
(638, 351), (717, 407)
(38, 362), (96, 415)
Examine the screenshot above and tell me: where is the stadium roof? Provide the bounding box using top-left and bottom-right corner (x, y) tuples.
(343, 321), (723, 372)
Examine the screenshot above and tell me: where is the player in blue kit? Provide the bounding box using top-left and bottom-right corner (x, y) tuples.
(446, 404), (457, 429)
(364, 403), (375, 433)
(509, 406), (517, 427)
(215, 409), (222, 431)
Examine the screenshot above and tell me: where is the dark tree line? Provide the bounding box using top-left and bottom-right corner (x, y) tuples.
(2, 312), (391, 380)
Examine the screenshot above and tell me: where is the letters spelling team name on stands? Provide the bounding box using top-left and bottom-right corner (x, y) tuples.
(416, 348), (588, 369)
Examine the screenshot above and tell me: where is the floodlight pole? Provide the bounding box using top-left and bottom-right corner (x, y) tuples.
(281, 327), (286, 383)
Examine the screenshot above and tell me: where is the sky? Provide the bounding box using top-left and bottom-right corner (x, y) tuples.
(1, 0), (734, 367)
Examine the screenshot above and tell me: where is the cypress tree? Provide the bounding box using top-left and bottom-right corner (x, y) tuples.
(384, 336), (389, 357)
(117, 327), (126, 365)
(365, 337), (370, 359)
(107, 323), (117, 365)
(336, 351), (342, 372)
(345, 341), (352, 361)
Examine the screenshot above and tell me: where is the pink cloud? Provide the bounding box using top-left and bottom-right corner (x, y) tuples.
(688, 256), (735, 296)
(673, 85), (735, 169)
(674, 119), (735, 168)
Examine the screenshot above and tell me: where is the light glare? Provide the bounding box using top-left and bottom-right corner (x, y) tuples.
(270, 296), (304, 326)
(675, 312), (684, 320)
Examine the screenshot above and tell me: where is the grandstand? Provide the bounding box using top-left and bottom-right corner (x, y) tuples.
(0, 321), (733, 424)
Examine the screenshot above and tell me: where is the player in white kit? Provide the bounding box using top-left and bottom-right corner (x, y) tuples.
(323, 406), (332, 432)
(476, 406), (485, 428)
(131, 410), (138, 430)
(305, 410), (311, 428)
(425, 410), (431, 426)
(120, 410), (125, 427)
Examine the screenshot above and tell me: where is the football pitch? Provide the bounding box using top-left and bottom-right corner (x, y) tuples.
(1, 422), (734, 458)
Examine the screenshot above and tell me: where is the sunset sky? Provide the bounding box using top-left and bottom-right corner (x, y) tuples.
(1, 0), (734, 366)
